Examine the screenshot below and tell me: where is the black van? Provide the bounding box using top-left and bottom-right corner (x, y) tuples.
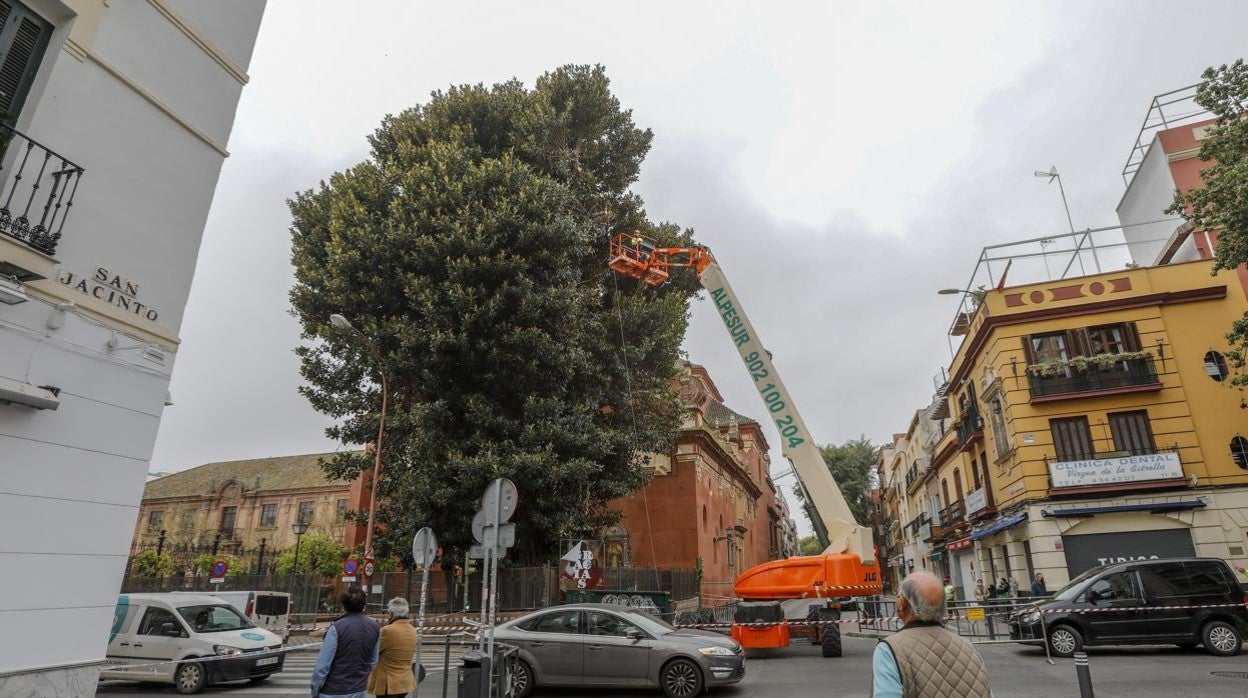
(1008, 557), (1248, 657)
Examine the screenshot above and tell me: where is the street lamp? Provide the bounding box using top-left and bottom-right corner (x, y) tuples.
(329, 313), (389, 592)
(288, 519), (310, 616)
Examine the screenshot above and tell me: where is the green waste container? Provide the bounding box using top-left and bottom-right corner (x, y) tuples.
(564, 590), (673, 618)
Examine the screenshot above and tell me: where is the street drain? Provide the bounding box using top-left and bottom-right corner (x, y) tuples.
(1211, 671), (1248, 680)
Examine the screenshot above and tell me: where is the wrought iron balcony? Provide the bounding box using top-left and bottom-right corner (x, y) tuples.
(940, 500), (966, 526)
(955, 408), (984, 446)
(0, 122), (84, 257)
(1028, 357), (1161, 400)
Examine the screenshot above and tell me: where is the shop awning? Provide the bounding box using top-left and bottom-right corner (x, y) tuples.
(968, 513), (1026, 541)
(1042, 500), (1206, 518)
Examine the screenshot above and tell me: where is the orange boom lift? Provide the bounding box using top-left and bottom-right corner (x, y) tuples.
(609, 232), (882, 657)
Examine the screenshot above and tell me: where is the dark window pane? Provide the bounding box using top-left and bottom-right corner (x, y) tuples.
(1182, 562), (1228, 596)
(587, 611), (640, 637)
(297, 501), (314, 524)
(138, 607), (179, 636)
(260, 504), (277, 527)
(255, 595), (288, 616)
(219, 506), (237, 531)
(527, 610), (581, 634)
(1139, 563), (1186, 598)
(1031, 333), (1069, 364)
(1084, 571), (1139, 602)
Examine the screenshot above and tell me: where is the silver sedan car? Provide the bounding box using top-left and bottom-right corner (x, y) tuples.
(494, 603), (744, 697)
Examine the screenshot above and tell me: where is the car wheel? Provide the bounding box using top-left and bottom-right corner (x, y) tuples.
(819, 608), (842, 658)
(174, 661), (207, 695)
(661, 658), (703, 698)
(512, 659), (535, 698)
(1202, 620), (1244, 657)
(1047, 625), (1082, 658)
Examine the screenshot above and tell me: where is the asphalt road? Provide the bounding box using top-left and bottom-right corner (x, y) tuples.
(94, 635), (1248, 697)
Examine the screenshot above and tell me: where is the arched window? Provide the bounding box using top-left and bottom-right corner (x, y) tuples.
(954, 469), (964, 502)
(1232, 436), (1248, 470)
(1205, 351), (1229, 382)
(941, 480), (950, 508)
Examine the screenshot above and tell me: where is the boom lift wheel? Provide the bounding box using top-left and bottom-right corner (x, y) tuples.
(819, 607), (842, 658)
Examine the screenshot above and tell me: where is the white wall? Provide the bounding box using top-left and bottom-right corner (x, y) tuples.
(0, 0), (263, 681)
(1116, 137), (1178, 267)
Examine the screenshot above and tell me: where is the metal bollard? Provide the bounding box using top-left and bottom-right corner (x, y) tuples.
(1073, 651), (1094, 697)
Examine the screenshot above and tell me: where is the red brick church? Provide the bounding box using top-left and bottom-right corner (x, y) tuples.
(607, 362), (799, 597)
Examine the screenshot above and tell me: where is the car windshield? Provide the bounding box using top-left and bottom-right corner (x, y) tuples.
(177, 604), (254, 633)
(1052, 567), (1107, 601)
(618, 608), (675, 636)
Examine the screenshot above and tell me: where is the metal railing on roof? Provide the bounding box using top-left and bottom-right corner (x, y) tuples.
(1122, 83), (1206, 187)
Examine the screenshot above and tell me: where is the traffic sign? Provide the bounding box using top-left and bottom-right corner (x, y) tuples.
(363, 561), (375, 578)
(481, 522), (515, 548)
(343, 558), (359, 577)
(468, 544), (506, 559)
(412, 527), (438, 568)
(481, 478), (518, 523)
(966, 607), (985, 621)
(210, 559), (228, 578)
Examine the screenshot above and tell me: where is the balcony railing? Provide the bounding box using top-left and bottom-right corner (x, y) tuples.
(956, 408), (984, 446)
(0, 122), (84, 257)
(1028, 357), (1160, 399)
(940, 500), (966, 526)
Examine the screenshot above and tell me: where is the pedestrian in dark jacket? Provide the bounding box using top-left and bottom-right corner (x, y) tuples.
(310, 586), (380, 698)
(996, 578), (1010, 598)
(1031, 573), (1048, 597)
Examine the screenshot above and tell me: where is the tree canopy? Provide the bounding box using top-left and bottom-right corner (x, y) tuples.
(794, 437), (878, 528)
(289, 65), (699, 563)
(274, 535), (348, 577)
(1168, 59), (1248, 385)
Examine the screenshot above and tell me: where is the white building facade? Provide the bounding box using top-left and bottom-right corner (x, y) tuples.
(0, 1), (264, 692)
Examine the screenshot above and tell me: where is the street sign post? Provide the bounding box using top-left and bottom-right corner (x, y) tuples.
(210, 559), (228, 584)
(410, 527), (437, 698)
(342, 558), (358, 583)
(468, 477), (518, 696)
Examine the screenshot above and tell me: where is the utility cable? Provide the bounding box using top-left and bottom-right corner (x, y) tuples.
(611, 268), (658, 568)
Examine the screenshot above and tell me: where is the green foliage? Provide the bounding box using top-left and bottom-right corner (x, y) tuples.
(1026, 350), (1153, 377)
(288, 65), (698, 561)
(130, 550), (174, 579)
(794, 436), (878, 527)
(192, 553), (243, 577)
(798, 535), (823, 556)
(1167, 59), (1248, 387)
(275, 535), (348, 576)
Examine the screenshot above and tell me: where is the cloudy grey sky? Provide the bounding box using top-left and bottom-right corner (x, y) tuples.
(150, 1), (1248, 527)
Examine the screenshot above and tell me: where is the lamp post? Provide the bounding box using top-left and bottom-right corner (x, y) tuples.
(330, 313), (388, 593)
(288, 519), (310, 610)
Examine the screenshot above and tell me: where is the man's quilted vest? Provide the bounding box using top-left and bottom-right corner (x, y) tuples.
(877, 622), (991, 698)
(321, 612), (380, 695)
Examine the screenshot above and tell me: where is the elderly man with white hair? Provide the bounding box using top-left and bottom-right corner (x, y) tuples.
(871, 570), (992, 698)
(366, 597), (421, 698)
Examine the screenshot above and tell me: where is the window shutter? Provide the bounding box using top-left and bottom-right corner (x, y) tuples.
(1021, 336), (1037, 364)
(1109, 411), (1155, 455)
(1124, 322), (1143, 352)
(0, 1), (51, 120)
(1069, 329), (1092, 357)
(1051, 416), (1093, 461)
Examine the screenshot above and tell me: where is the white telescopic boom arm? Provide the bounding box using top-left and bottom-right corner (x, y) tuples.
(697, 261), (874, 563)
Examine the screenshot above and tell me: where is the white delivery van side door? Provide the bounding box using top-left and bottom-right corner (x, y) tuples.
(124, 603), (187, 681)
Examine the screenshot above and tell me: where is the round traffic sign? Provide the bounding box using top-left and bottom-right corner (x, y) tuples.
(210, 559), (228, 578)
(343, 558), (358, 576)
(412, 527), (438, 568)
(481, 478), (518, 522)
(363, 561), (375, 578)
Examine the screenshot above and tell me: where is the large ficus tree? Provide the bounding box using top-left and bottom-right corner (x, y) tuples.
(288, 65), (700, 562)
(1168, 59), (1248, 386)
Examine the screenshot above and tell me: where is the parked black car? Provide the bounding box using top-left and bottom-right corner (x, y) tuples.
(1009, 557), (1248, 658)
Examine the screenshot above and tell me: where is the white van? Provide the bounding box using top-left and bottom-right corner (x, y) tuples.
(173, 590), (292, 642)
(100, 593), (285, 694)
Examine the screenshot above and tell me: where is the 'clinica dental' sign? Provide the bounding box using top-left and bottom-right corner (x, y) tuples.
(58, 267), (160, 322)
(1049, 452), (1183, 489)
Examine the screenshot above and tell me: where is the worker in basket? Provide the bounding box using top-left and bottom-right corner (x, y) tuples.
(629, 233), (656, 262)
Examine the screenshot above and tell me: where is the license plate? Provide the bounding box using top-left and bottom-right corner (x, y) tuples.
(256, 656), (279, 667)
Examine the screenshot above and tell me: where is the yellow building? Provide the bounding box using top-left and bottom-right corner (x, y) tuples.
(930, 255), (1248, 590)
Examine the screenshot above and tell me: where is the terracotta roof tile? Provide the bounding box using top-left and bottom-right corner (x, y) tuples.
(143, 451), (358, 500)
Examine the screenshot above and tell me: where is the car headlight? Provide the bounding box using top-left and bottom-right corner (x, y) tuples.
(1023, 611), (1041, 624)
(698, 646), (735, 656)
(214, 645), (243, 656)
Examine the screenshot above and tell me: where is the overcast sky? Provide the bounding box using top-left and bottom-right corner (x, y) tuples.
(149, 1), (1248, 531)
